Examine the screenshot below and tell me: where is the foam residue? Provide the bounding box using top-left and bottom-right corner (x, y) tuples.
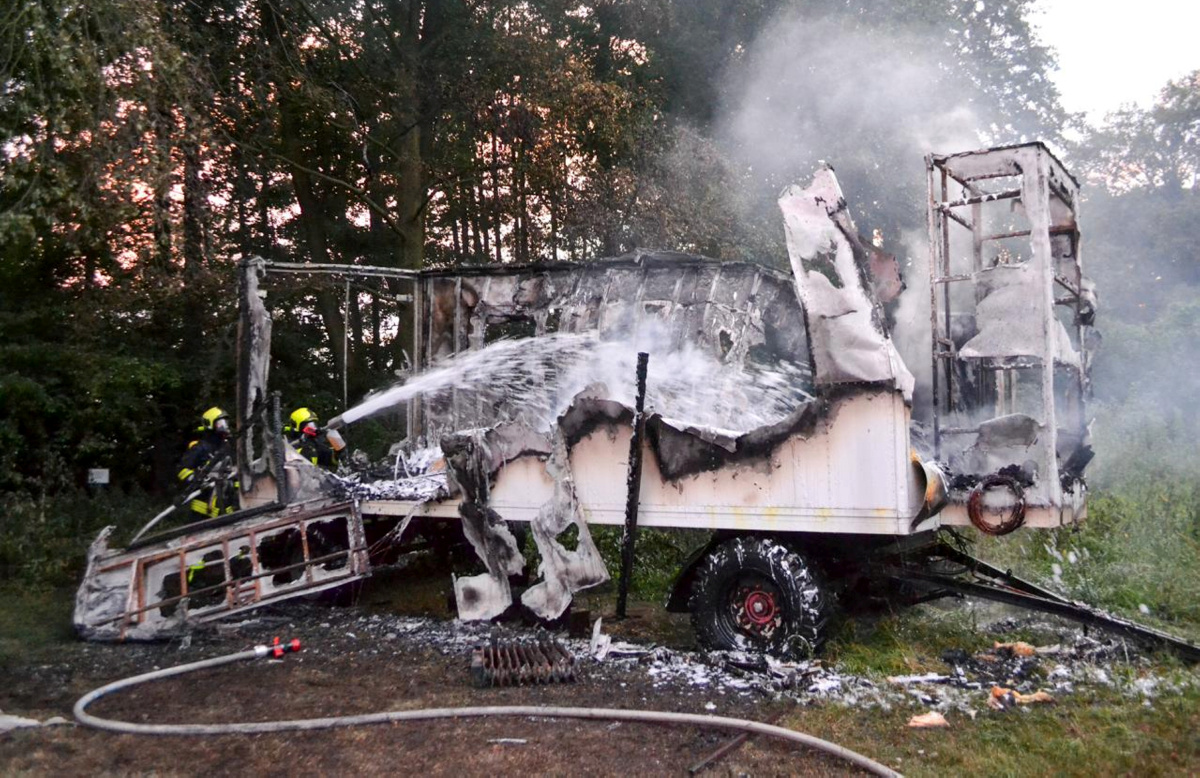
(337, 327), (813, 435)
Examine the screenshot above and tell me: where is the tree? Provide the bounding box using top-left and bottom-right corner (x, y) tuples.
(1076, 70), (1200, 194)
(0, 0), (1081, 497)
(1069, 73), (1200, 487)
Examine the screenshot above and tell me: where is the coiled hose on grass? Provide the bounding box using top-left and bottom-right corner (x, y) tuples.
(74, 642), (900, 777)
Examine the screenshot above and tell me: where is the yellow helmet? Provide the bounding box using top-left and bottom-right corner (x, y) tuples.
(289, 407), (318, 428)
(200, 407), (230, 435)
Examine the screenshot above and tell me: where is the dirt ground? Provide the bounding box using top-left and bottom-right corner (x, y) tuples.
(0, 564), (866, 777)
(6, 552), (1200, 777)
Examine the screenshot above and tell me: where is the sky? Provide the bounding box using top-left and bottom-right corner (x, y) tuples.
(1032, 0), (1200, 123)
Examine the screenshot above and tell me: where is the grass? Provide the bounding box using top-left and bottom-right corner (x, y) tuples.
(773, 682), (1200, 777)
(776, 605), (1200, 777)
(824, 606), (992, 677)
(0, 586), (75, 665)
(972, 479), (1200, 643)
(3, 535), (1198, 777)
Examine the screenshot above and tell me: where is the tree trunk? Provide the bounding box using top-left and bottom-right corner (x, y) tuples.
(492, 133), (502, 262)
(151, 99), (174, 270)
(182, 129), (207, 275)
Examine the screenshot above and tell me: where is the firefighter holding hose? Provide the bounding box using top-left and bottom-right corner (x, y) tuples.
(285, 407), (343, 469)
(177, 406), (238, 518)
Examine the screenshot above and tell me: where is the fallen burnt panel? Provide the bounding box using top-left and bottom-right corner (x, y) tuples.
(74, 501), (371, 641)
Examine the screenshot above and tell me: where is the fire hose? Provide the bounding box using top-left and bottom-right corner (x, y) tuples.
(73, 640), (900, 777)
(967, 473), (1026, 536)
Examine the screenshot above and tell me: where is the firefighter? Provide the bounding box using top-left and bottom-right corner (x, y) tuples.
(286, 407), (338, 469)
(177, 406), (237, 517)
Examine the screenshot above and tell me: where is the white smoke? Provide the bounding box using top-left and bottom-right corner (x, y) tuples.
(707, 12), (997, 412)
(717, 14), (985, 194)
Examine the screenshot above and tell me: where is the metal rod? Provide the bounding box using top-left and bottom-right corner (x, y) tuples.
(1054, 274), (1082, 297)
(982, 226), (1074, 242)
(938, 189), (1022, 209)
(616, 352), (650, 620)
(899, 573), (1200, 663)
(343, 279), (350, 409)
(943, 209), (972, 230)
(925, 156), (942, 458)
(941, 169), (954, 417)
(272, 391), (290, 505)
(262, 260), (421, 279)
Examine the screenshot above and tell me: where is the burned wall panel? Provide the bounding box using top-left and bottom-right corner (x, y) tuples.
(416, 253), (812, 440)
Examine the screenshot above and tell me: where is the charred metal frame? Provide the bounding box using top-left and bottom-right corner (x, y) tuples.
(256, 254), (802, 443)
(75, 500), (370, 641)
(926, 142), (1089, 520)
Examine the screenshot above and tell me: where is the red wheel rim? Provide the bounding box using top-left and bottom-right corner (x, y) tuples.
(742, 589), (777, 625)
(730, 580), (781, 638)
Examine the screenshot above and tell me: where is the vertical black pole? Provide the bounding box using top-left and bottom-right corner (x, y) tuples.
(616, 352), (649, 619)
(235, 259), (252, 492)
(271, 390), (290, 505)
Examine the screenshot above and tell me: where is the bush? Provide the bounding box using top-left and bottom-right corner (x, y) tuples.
(584, 525), (708, 599)
(0, 488), (159, 589)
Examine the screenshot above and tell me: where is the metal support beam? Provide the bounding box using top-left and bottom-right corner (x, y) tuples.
(616, 352), (649, 619)
(262, 260), (420, 280)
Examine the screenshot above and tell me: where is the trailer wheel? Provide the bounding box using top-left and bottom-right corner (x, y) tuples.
(688, 536), (831, 658)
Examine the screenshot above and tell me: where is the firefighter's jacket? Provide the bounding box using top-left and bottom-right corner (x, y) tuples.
(292, 433), (337, 469)
(177, 432), (236, 517)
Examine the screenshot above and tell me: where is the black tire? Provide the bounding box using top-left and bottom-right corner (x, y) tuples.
(688, 536), (832, 658)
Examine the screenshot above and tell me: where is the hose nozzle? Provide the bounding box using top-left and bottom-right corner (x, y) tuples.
(254, 637), (302, 659)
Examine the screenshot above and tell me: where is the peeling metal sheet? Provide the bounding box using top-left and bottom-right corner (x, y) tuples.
(778, 167), (915, 399)
(443, 430), (532, 620)
(959, 263), (1081, 368)
(519, 435), (609, 621)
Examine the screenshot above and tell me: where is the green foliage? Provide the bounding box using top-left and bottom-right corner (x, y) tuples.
(588, 526), (707, 598)
(1075, 70), (1200, 193)
(826, 606), (990, 677)
(1080, 189), (1200, 323)
(975, 475), (1200, 636)
(0, 489), (160, 588)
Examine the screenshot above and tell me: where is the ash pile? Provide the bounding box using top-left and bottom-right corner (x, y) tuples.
(213, 603), (1198, 719)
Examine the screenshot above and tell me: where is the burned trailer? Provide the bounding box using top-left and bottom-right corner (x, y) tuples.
(74, 142), (1107, 656)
